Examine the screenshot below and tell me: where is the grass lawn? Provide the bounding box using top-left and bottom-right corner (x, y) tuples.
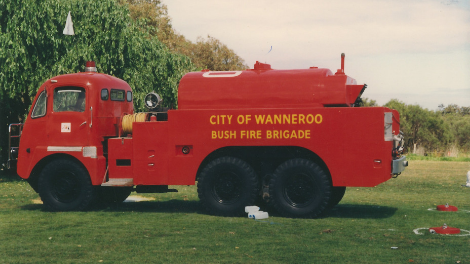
(1, 160), (469, 263)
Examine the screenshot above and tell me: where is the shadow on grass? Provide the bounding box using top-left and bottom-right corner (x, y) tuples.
(21, 200), (205, 214)
(100, 200), (204, 214)
(324, 204), (398, 219)
(0, 169), (23, 182)
(21, 201), (397, 219)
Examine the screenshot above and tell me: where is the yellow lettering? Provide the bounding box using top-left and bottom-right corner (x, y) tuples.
(212, 130), (236, 139)
(291, 130), (297, 139)
(237, 115), (251, 124)
(210, 115), (217, 125)
(291, 114), (297, 124)
(274, 115), (282, 124)
(306, 114), (314, 124)
(240, 130), (261, 139)
(210, 115), (233, 125)
(255, 115), (265, 124)
(283, 114), (290, 124)
(283, 130), (289, 138)
(250, 130), (256, 138)
(298, 114), (305, 124)
(237, 115), (243, 124)
(315, 114), (322, 124)
(264, 130), (311, 139)
(265, 115), (273, 125)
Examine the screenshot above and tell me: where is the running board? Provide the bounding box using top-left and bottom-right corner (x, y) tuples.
(101, 178), (134, 187)
(135, 185), (178, 193)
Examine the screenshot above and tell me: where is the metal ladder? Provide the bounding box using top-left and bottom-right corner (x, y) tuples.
(8, 123), (23, 169)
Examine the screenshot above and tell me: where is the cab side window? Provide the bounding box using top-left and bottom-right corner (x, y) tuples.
(31, 91), (47, 118)
(53, 87), (86, 112)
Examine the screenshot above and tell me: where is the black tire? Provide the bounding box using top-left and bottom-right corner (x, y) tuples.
(38, 159), (95, 211)
(268, 158), (332, 218)
(97, 187), (133, 204)
(197, 156), (258, 216)
(327, 186), (346, 209)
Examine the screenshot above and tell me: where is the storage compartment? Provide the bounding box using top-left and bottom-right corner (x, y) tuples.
(108, 137), (133, 178)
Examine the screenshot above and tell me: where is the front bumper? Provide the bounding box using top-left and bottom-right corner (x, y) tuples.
(392, 156), (408, 175)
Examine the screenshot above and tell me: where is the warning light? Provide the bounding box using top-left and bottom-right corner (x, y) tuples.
(85, 61), (97, 72)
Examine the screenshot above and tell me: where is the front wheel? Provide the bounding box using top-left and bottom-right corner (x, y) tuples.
(38, 159), (95, 211)
(268, 158), (332, 218)
(197, 157), (258, 216)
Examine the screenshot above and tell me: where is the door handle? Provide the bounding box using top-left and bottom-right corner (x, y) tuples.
(89, 107), (93, 128)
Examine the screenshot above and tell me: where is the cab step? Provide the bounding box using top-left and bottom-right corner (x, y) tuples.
(101, 178), (134, 187)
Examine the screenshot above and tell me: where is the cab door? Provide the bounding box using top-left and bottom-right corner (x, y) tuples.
(46, 86), (90, 147)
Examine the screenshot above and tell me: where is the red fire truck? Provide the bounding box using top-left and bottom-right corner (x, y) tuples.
(9, 54), (407, 218)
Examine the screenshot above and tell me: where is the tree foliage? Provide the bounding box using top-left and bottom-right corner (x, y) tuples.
(0, 0), (195, 161)
(384, 100), (470, 154)
(123, 0), (248, 71)
(192, 35), (248, 71)
(438, 104), (470, 152)
(357, 97), (378, 107)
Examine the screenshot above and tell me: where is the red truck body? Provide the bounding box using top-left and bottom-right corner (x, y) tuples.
(12, 56), (407, 218)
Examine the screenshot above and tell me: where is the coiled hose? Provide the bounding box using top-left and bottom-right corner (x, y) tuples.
(121, 113), (148, 134)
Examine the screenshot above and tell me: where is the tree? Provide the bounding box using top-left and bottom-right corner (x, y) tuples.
(0, 0), (195, 164)
(385, 99), (453, 153)
(357, 97), (378, 107)
(123, 0), (248, 70)
(453, 117), (470, 151)
(192, 35), (248, 71)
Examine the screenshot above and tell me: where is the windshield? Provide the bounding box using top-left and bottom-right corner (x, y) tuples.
(53, 87), (86, 112)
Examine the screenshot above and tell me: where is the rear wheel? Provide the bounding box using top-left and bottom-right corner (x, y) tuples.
(327, 186), (346, 209)
(197, 157), (258, 216)
(268, 158), (331, 218)
(38, 159), (95, 211)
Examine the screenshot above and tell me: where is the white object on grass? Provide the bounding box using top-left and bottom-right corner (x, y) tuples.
(245, 206), (260, 213)
(248, 211), (269, 220)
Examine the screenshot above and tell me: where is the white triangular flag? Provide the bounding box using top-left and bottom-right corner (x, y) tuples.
(63, 11), (74, 35)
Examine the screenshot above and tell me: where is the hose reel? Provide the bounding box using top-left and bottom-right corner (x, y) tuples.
(121, 113), (148, 134)
(121, 92), (163, 134)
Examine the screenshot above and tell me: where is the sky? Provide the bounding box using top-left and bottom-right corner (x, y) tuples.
(164, 0), (470, 110)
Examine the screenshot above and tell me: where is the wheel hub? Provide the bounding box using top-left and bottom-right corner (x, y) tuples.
(284, 173), (316, 207)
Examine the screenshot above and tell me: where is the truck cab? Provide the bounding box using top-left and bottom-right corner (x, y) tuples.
(16, 62), (133, 191)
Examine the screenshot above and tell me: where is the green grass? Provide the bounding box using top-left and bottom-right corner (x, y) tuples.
(1, 160), (470, 263)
